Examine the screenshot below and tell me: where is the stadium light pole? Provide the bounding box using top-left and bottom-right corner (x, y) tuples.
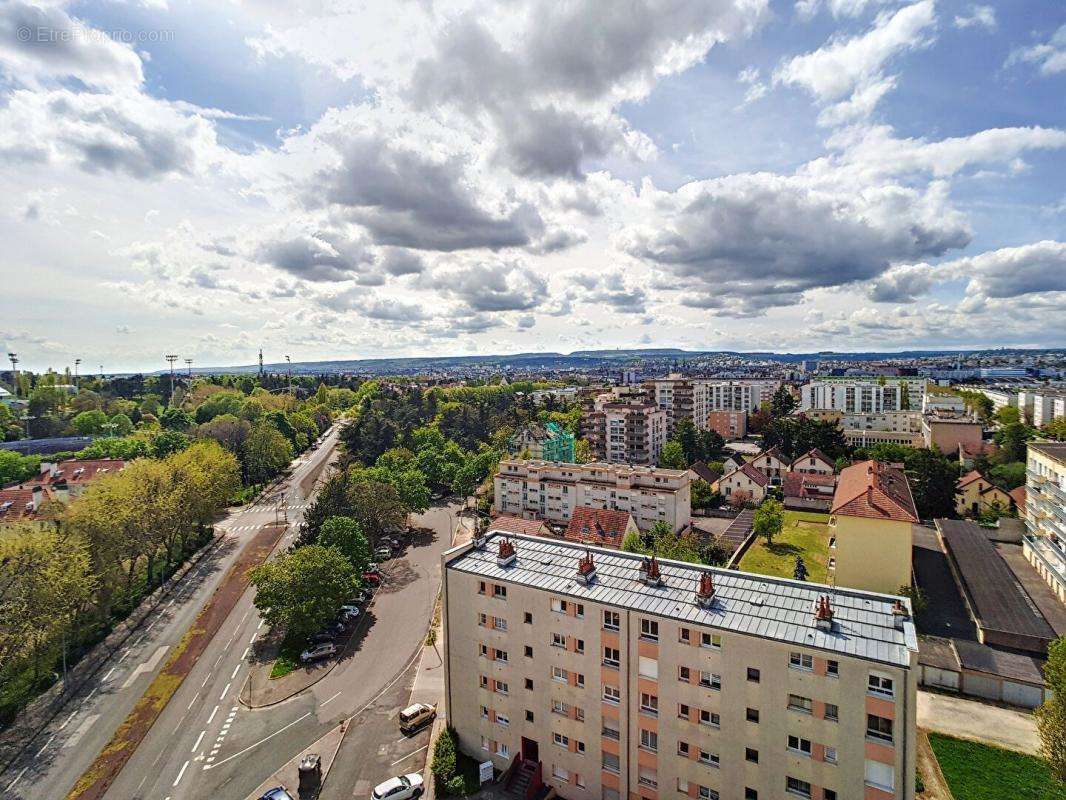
(185, 358), (193, 378)
(286, 355), (292, 394)
(74, 358), (81, 390)
(7, 353), (17, 398)
(165, 354), (178, 404)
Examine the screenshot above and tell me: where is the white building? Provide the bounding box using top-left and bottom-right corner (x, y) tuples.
(800, 379), (927, 414)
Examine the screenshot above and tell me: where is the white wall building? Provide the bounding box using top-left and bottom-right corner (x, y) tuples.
(800, 379), (927, 414)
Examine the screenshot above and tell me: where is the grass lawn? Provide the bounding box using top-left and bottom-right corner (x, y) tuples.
(738, 510), (831, 583)
(928, 733), (1066, 800)
(269, 636), (304, 679)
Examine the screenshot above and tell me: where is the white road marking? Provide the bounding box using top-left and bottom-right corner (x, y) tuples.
(58, 709), (78, 730)
(85, 687), (97, 703)
(391, 745), (428, 766)
(121, 644), (169, 689)
(219, 682), (231, 700)
(248, 633), (257, 644)
(187, 691), (199, 709)
(102, 666), (117, 682)
(172, 760), (189, 786)
(201, 673), (211, 688)
(321, 690), (342, 706)
(207, 704), (219, 724)
(4, 767), (27, 791)
(192, 730), (206, 752)
(230, 663), (240, 680)
(35, 734), (55, 757)
(204, 711), (312, 771)
(241, 647), (250, 660)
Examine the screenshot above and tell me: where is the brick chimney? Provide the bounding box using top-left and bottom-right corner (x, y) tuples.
(497, 537), (517, 568)
(576, 549), (596, 585)
(695, 572), (715, 609)
(891, 599), (910, 631)
(813, 595), (834, 632)
(639, 554), (663, 587)
(30, 485), (42, 512)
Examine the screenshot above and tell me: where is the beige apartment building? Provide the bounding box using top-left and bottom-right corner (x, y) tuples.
(583, 400), (667, 466)
(495, 459), (692, 533)
(1023, 442), (1066, 603)
(443, 533), (918, 800)
(645, 377), (779, 435)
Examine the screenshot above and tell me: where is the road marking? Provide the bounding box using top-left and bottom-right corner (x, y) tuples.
(187, 691), (199, 709)
(214, 653), (224, 667)
(203, 711), (312, 770)
(321, 690), (342, 706)
(172, 760), (189, 786)
(207, 704), (219, 724)
(58, 708), (78, 730)
(230, 663), (240, 680)
(257, 620), (265, 630)
(249, 632), (257, 644)
(201, 673), (211, 687)
(241, 647), (250, 660)
(121, 644), (170, 689)
(192, 730), (205, 752)
(35, 734), (55, 757)
(219, 682), (231, 700)
(391, 745), (428, 766)
(4, 768), (27, 791)
(102, 666), (117, 682)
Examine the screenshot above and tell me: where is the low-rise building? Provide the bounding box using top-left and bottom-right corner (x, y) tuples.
(443, 533), (919, 800)
(749, 448), (789, 487)
(954, 471), (1015, 518)
(920, 414), (983, 456)
(0, 484), (61, 529)
(705, 410), (746, 440)
(494, 460), (691, 533)
(790, 449), (835, 477)
(829, 461), (919, 594)
(783, 472), (838, 513)
(25, 458), (125, 500)
(512, 423), (576, 463)
(564, 507), (640, 549)
(713, 462), (770, 505)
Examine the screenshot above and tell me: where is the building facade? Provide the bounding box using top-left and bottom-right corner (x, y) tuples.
(512, 423), (577, 463)
(645, 378), (777, 435)
(1022, 442), (1066, 604)
(443, 533), (919, 800)
(800, 380), (927, 415)
(494, 460), (692, 533)
(706, 411), (747, 441)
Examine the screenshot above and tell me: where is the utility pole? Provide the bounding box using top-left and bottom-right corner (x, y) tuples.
(185, 358), (193, 378)
(7, 353), (17, 398)
(165, 354), (178, 404)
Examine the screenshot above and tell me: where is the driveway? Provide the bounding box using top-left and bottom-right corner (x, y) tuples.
(917, 690), (1040, 754)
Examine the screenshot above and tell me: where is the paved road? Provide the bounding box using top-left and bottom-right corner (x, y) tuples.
(100, 493), (458, 800)
(0, 427), (341, 800)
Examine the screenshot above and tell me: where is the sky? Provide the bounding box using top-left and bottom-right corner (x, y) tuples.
(1, 0), (1065, 373)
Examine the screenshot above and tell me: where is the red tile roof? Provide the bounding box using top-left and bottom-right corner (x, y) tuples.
(956, 470), (985, 489)
(783, 472), (837, 499)
(790, 448), (834, 470)
(831, 460), (919, 522)
(489, 515), (552, 537)
(564, 507), (635, 549)
(737, 461), (770, 487)
(0, 485), (60, 524)
(1009, 486), (1026, 508)
(27, 459), (125, 488)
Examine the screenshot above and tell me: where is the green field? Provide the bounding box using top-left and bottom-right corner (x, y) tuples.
(928, 733), (1066, 800)
(738, 510), (831, 583)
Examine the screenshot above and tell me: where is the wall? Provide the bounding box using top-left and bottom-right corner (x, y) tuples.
(830, 516), (913, 595)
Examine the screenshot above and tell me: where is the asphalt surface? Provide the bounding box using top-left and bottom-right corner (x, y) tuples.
(100, 491), (458, 798)
(0, 426), (341, 800)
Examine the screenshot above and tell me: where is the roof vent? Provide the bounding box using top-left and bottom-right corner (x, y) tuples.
(638, 554), (663, 587)
(695, 572), (715, 609)
(813, 595), (834, 632)
(891, 599), (910, 631)
(497, 538), (517, 568)
(576, 549), (596, 586)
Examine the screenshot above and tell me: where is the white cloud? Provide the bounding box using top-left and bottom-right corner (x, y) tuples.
(1008, 24), (1066, 76)
(953, 5), (996, 31)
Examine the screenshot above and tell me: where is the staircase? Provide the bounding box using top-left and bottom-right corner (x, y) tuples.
(506, 759), (539, 799)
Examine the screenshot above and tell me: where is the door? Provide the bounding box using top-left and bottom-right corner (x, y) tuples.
(521, 737), (539, 761)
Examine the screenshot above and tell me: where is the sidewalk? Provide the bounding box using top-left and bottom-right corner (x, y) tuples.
(245, 721), (348, 800)
(917, 689), (1040, 754)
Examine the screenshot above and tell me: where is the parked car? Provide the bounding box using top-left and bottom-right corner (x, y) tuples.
(372, 773), (424, 800)
(348, 590), (370, 605)
(258, 787), (295, 800)
(363, 571), (382, 586)
(374, 546), (392, 561)
(300, 643), (337, 663)
(310, 631), (335, 645)
(398, 702), (436, 734)
(339, 606), (361, 620)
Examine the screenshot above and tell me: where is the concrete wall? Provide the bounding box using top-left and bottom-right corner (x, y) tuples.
(830, 516), (913, 595)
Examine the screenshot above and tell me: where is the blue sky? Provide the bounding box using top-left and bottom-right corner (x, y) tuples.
(2, 0), (1064, 372)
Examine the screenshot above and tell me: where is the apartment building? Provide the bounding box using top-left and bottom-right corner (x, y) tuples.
(706, 411), (747, 441)
(1023, 443), (1066, 603)
(800, 380), (927, 414)
(443, 533), (918, 800)
(494, 460), (692, 533)
(512, 422), (577, 463)
(582, 403), (667, 466)
(705, 381), (779, 414)
(646, 377), (696, 436)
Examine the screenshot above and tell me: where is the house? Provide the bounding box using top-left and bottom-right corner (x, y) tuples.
(790, 448), (835, 476)
(958, 441), (998, 470)
(24, 459), (125, 500)
(686, 461), (720, 485)
(829, 460), (919, 593)
(748, 447), (789, 486)
(0, 484), (61, 530)
(713, 461), (769, 504)
(509, 422), (575, 463)
(562, 507), (639, 549)
(955, 471), (1015, 517)
(721, 455), (744, 475)
(783, 472), (838, 512)
(489, 515), (554, 538)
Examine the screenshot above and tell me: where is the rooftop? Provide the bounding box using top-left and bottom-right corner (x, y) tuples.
(1030, 442), (1066, 465)
(564, 507), (635, 548)
(832, 460), (918, 522)
(450, 532), (918, 668)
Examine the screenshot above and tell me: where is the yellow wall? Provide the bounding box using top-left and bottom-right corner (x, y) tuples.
(830, 515), (913, 594)
(955, 479), (1011, 517)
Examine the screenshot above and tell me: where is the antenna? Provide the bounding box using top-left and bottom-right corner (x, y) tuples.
(165, 354), (178, 401)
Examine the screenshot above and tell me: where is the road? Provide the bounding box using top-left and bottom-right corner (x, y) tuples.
(0, 426), (342, 800)
(100, 494), (458, 798)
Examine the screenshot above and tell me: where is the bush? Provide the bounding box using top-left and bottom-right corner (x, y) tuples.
(432, 726), (458, 786)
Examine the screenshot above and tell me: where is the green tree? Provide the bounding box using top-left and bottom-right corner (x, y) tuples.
(753, 498), (784, 545)
(249, 545), (359, 641)
(793, 556), (808, 581)
(995, 422), (1033, 464)
(194, 391), (244, 424)
(620, 530), (643, 553)
(574, 439), (593, 464)
(989, 461), (1026, 491)
(1036, 635), (1066, 780)
(318, 516), (372, 573)
(243, 421), (294, 484)
(72, 409), (109, 435)
(151, 428), (190, 457)
(346, 480), (407, 543)
(109, 413), (134, 436)
(770, 386), (797, 418)
(659, 440), (687, 469)
(1042, 417), (1066, 441)
(0, 451), (40, 485)
(994, 405), (1021, 426)
(691, 479), (721, 511)
(160, 408), (194, 431)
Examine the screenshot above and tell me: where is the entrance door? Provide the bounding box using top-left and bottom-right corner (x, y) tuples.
(521, 737), (539, 761)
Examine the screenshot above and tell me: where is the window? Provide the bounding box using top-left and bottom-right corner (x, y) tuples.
(526, 710), (535, 722)
(678, 703), (690, 719)
(495, 681), (509, 695)
(824, 746), (837, 764)
(604, 788), (620, 800)
(576, 775), (586, 789)
(552, 633), (566, 649)
(493, 585), (507, 598)
(639, 729), (658, 752)
(478, 612), (488, 626)
(747, 667), (761, 683)
(640, 619), (659, 642)
(494, 616), (507, 631)
(603, 685), (620, 704)
(824, 703), (839, 722)
(640, 693), (658, 716)
(868, 673), (894, 698)
(602, 752), (620, 773)
(638, 656), (658, 680)
(575, 707), (585, 722)
(525, 678), (534, 691)
(788, 694), (812, 714)
(698, 750), (719, 768)
(496, 713), (510, 727)
(823, 791), (837, 800)
(677, 741), (690, 756)
(864, 760), (894, 792)
(786, 777), (812, 798)
(679, 627), (691, 643)
(826, 659), (839, 677)
(700, 632), (721, 649)
(481, 736), (490, 751)
(699, 671), (721, 690)
(551, 598), (568, 613)
(524, 612), (533, 624)
(601, 719), (620, 740)
(479, 581), (487, 594)
(552, 766), (569, 782)
(603, 610), (620, 631)
(698, 787), (719, 800)
(480, 705), (489, 719)
(575, 639), (585, 654)
(677, 779), (690, 795)
(552, 700), (570, 717)
(495, 650), (509, 662)
(678, 666), (691, 683)
(745, 748), (759, 764)
(575, 604), (585, 619)
(552, 666), (568, 684)
(746, 708), (760, 723)
(480, 644), (489, 657)
(699, 709), (720, 727)
(867, 714), (893, 744)
(638, 767), (657, 789)
(553, 732), (569, 748)
(787, 735), (812, 756)
(575, 673), (585, 688)
(480, 675), (489, 689)
(745, 790), (758, 800)
(525, 645), (533, 658)
(789, 652), (813, 671)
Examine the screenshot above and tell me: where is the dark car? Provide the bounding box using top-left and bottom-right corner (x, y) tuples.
(258, 787), (295, 800)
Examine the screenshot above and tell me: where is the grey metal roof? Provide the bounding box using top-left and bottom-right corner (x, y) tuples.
(448, 532), (918, 669)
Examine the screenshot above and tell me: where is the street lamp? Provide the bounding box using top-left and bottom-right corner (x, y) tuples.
(185, 358), (193, 378)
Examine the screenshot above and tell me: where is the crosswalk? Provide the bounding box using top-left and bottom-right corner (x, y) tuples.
(233, 503), (308, 516)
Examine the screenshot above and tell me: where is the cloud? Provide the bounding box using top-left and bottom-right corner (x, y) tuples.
(953, 5), (996, 31)
(946, 241), (1066, 299)
(256, 229), (378, 283)
(868, 262), (935, 301)
(775, 1), (936, 122)
(571, 271), (648, 314)
(379, 248), (426, 276)
(422, 260), (549, 313)
(795, 0), (895, 20)
(1007, 24), (1066, 76)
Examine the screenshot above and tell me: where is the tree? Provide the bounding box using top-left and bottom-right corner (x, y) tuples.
(72, 409), (108, 435)
(659, 440), (687, 470)
(160, 407), (194, 431)
(620, 530), (643, 553)
(574, 439), (593, 464)
(995, 422), (1032, 464)
(109, 413), (134, 436)
(793, 556), (808, 582)
(318, 516), (372, 573)
(994, 406), (1021, 426)
(197, 414), (251, 457)
(243, 421), (294, 484)
(249, 545), (359, 641)
(1042, 417), (1066, 442)
(194, 392), (244, 424)
(151, 429), (189, 457)
(0, 451), (40, 485)
(988, 461), (1026, 491)
(691, 479), (721, 511)
(753, 498), (784, 545)
(1036, 635), (1066, 780)
(346, 481), (407, 543)
(770, 386), (797, 418)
